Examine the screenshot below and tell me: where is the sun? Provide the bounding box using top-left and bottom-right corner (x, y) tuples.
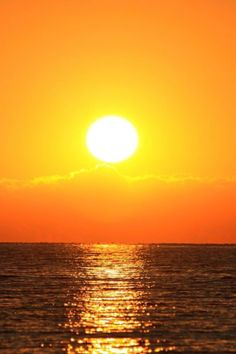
(86, 115), (139, 163)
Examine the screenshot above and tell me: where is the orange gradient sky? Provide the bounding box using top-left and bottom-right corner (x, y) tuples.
(0, 0), (235, 243)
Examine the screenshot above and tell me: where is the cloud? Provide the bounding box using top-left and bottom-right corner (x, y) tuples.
(0, 165), (236, 243)
(1, 163), (236, 188)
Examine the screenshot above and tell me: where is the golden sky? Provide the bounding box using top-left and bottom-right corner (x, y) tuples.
(0, 0), (235, 242)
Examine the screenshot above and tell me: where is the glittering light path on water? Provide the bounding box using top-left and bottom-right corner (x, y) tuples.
(62, 244), (176, 353)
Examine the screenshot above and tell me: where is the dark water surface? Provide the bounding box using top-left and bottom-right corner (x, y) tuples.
(0, 244), (235, 353)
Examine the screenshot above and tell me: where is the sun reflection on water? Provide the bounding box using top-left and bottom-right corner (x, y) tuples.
(62, 244), (176, 353)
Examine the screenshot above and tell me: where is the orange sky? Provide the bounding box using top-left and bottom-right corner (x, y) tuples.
(0, 0), (235, 243)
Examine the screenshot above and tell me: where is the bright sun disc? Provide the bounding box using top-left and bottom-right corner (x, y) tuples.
(86, 116), (138, 163)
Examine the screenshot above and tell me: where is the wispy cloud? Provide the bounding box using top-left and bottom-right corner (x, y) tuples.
(1, 164), (236, 190)
(0, 164), (235, 243)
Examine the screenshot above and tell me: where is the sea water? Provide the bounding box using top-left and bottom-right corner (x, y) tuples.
(0, 243), (235, 353)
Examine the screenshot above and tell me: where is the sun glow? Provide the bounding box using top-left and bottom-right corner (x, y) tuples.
(86, 116), (138, 163)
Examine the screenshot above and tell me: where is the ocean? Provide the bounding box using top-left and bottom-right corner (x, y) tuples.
(0, 243), (235, 353)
